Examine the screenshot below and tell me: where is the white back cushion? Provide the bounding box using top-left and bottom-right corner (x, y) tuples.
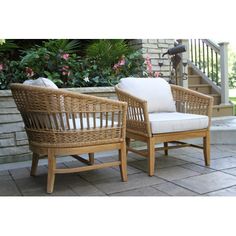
(23, 77), (58, 89)
(118, 77), (176, 113)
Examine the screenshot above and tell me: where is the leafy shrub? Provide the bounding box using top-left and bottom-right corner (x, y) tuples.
(0, 39), (150, 89)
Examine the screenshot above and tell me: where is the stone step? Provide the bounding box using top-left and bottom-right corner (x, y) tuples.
(188, 116), (236, 144)
(188, 84), (212, 94)
(213, 104), (235, 117)
(209, 94), (221, 105)
(188, 75), (202, 85)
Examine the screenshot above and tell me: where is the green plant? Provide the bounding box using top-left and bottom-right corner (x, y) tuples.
(0, 59), (25, 89)
(0, 39), (151, 89)
(43, 39), (80, 54)
(86, 39), (133, 68)
(19, 40), (82, 87)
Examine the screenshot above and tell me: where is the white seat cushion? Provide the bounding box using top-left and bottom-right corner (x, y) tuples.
(149, 112), (209, 134)
(23, 77), (58, 89)
(118, 77), (176, 113)
(69, 117), (116, 129)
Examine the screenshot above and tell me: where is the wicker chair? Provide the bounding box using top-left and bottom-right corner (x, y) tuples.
(11, 84), (127, 193)
(115, 78), (213, 176)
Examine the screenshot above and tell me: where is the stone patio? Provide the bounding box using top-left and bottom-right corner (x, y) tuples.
(1, 144), (236, 196)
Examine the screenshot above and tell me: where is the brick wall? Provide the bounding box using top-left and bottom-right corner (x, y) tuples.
(130, 39), (175, 78)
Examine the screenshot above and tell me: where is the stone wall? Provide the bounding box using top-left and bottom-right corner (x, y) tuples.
(130, 39), (175, 78)
(0, 87), (116, 164)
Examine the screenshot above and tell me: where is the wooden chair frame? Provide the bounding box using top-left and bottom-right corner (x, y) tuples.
(115, 84), (213, 176)
(11, 84), (128, 193)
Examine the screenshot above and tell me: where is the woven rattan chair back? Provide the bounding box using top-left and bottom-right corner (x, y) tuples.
(11, 84), (128, 193)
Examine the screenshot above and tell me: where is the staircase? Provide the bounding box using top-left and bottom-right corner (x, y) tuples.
(188, 67), (234, 116)
(185, 39), (234, 117)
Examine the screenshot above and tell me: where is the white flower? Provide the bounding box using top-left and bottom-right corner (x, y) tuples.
(83, 77), (89, 82)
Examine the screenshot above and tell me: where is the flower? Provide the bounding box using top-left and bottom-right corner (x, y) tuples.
(145, 55), (153, 76)
(25, 67), (34, 77)
(83, 77), (89, 82)
(113, 55), (126, 71)
(62, 65), (70, 76)
(61, 53), (70, 60)
(154, 71), (160, 77)
(0, 64), (3, 71)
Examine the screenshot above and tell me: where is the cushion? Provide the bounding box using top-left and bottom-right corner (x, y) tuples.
(69, 117), (116, 129)
(149, 112), (209, 134)
(118, 77), (176, 113)
(23, 77), (58, 89)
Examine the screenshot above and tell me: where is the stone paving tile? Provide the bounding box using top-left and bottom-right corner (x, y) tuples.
(216, 145), (236, 153)
(22, 185), (77, 196)
(205, 185), (236, 196)
(9, 167), (31, 180)
(154, 166), (200, 181)
(0, 179), (21, 196)
(180, 163), (215, 174)
(222, 167), (236, 176)
(113, 164), (143, 175)
(172, 155), (203, 164)
(110, 186), (167, 196)
(0, 175), (12, 181)
(67, 177), (106, 196)
(153, 182), (198, 196)
(168, 147), (203, 156)
(78, 168), (121, 182)
(0, 170), (9, 176)
(128, 156), (187, 173)
(207, 157), (236, 170)
(91, 172), (166, 195)
(15, 175), (47, 194)
(32, 165), (48, 176)
(97, 154), (137, 163)
(173, 172), (236, 194)
(0, 170), (12, 181)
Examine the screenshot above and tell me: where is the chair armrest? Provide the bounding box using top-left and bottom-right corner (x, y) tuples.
(171, 84), (213, 118)
(115, 85), (152, 137)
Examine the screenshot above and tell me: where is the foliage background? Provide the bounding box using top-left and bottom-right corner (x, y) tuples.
(0, 39), (148, 89)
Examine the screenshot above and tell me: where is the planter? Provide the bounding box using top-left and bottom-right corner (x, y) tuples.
(0, 87), (116, 164)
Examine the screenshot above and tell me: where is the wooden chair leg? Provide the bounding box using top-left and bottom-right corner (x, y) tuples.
(203, 132), (210, 166)
(119, 142), (128, 182)
(47, 150), (56, 194)
(148, 138), (155, 176)
(164, 142), (168, 156)
(88, 153), (95, 165)
(126, 137), (131, 155)
(30, 153), (39, 176)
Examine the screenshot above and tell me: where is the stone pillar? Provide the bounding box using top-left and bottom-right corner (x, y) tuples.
(219, 42), (229, 105)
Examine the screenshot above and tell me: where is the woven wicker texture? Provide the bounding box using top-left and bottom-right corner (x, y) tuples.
(11, 84), (127, 148)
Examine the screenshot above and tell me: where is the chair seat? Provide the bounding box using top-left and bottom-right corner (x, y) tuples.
(149, 112), (209, 134)
(69, 117), (116, 129)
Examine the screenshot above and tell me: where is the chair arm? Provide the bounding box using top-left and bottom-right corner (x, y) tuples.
(171, 84), (213, 117)
(115, 85), (151, 137)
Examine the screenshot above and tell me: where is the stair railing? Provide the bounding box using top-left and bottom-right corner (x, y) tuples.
(188, 39), (229, 104)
